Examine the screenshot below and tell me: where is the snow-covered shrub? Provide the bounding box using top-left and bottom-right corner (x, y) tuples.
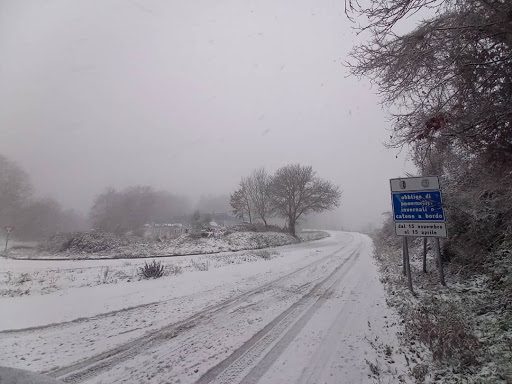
(139, 260), (165, 279)
(253, 249), (275, 260)
(97, 267), (113, 284)
(167, 264), (183, 275)
(364, 359), (380, 377)
(255, 250), (271, 260)
(187, 231), (203, 240)
(406, 297), (479, 364)
(411, 364), (428, 383)
(16, 273), (32, 284)
(297, 231), (329, 242)
(41, 231), (131, 254)
(0, 288), (30, 297)
(225, 223), (285, 234)
(191, 259), (209, 271)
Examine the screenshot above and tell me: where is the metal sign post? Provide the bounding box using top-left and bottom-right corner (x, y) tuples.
(390, 176), (448, 289)
(403, 237), (414, 294)
(434, 238), (446, 286)
(422, 237), (428, 273)
(3, 226), (13, 253)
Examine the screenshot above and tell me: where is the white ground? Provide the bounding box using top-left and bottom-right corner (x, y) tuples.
(0, 232), (411, 384)
(4, 231), (306, 260)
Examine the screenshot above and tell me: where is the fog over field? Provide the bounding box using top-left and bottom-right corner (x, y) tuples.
(2, 1), (510, 383)
(0, 0), (412, 230)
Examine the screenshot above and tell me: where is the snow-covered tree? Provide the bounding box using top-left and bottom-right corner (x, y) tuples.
(245, 168), (274, 226)
(270, 164), (341, 236)
(0, 154), (32, 228)
(230, 180), (252, 223)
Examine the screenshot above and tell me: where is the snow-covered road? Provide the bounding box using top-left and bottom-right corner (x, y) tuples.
(1, 232), (409, 383)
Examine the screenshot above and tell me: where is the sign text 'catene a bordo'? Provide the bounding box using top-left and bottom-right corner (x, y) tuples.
(389, 176), (447, 238)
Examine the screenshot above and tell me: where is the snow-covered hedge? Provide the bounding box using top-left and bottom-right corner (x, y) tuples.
(31, 230), (298, 259)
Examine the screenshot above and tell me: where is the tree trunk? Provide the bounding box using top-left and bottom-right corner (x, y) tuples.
(247, 205), (252, 223)
(288, 218), (296, 237)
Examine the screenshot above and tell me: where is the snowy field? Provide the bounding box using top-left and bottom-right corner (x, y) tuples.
(0, 231), (327, 299)
(4, 231), (316, 260)
(0, 231), (410, 383)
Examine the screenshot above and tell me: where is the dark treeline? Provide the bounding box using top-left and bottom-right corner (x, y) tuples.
(0, 154), (226, 240)
(1, 155), (341, 240)
(0, 154), (86, 240)
(89, 186), (191, 234)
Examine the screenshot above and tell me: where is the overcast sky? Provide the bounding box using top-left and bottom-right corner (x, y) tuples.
(0, 0), (413, 230)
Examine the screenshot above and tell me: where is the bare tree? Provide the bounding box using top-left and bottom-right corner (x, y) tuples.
(230, 189), (246, 221)
(0, 154), (87, 240)
(347, 0), (512, 168)
(230, 179), (252, 223)
(270, 164), (341, 236)
(346, 0), (512, 264)
(89, 188), (122, 233)
(245, 168), (274, 226)
(17, 198), (86, 240)
(0, 154), (33, 228)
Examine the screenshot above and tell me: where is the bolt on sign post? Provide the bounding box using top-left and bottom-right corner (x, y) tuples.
(390, 176), (448, 289)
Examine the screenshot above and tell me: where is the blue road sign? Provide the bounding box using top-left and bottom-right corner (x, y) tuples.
(392, 191), (445, 222)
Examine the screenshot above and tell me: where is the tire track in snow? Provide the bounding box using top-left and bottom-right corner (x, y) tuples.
(45, 238), (356, 383)
(1, 237), (348, 336)
(195, 242), (362, 384)
(0, 301), (162, 335)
